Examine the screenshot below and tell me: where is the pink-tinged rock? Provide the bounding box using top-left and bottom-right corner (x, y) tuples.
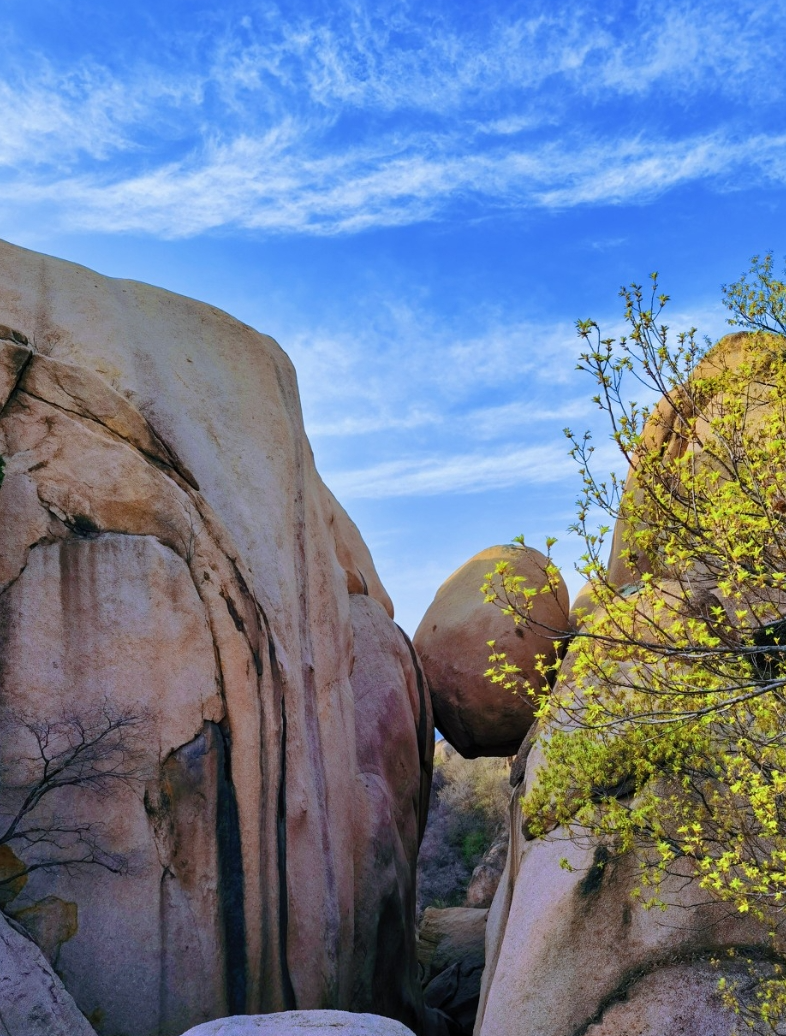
(0, 238), (428, 1035)
(414, 545), (569, 757)
(349, 595), (433, 1031)
(180, 1012), (416, 1035)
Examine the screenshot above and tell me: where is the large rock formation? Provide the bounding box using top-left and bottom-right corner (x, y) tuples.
(475, 333), (781, 1035)
(0, 239), (432, 1036)
(414, 546), (569, 757)
(475, 758), (766, 1036)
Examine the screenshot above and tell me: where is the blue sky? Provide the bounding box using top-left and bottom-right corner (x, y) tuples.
(2, 0), (786, 633)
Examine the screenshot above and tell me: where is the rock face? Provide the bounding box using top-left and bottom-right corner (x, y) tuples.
(349, 595), (432, 1031)
(476, 780), (766, 1036)
(414, 546), (569, 757)
(0, 239), (432, 1036)
(418, 908), (487, 1036)
(0, 912), (97, 1036)
(475, 335), (780, 1036)
(180, 1012), (417, 1035)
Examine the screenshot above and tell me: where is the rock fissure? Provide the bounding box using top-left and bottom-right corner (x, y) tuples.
(0, 346), (32, 418)
(568, 944), (786, 1036)
(0, 239), (434, 1036)
(16, 384), (199, 490)
(216, 721), (248, 1016)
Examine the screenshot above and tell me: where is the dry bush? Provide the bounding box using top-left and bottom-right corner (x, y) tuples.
(417, 746), (510, 913)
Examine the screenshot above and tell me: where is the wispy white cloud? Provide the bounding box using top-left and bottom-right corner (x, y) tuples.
(6, 127), (785, 238)
(324, 441), (577, 498)
(465, 400), (593, 440)
(0, 0), (784, 238)
(284, 306), (588, 445)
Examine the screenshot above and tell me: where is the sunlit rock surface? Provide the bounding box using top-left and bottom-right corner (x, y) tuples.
(0, 239), (432, 1036)
(476, 337), (779, 1035)
(414, 545), (569, 757)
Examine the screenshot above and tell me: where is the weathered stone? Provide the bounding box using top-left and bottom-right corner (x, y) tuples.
(0, 238), (430, 1035)
(582, 961), (753, 1036)
(476, 828), (764, 1036)
(7, 896), (78, 966)
(465, 835), (507, 909)
(350, 595), (433, 1032)
(0, 338), (31, 411)
(0, 322), (29, 345)
(414, 545), (569, 757)
(0, 912), (96, 1036)
(323, 483), (394, 616)
(180, 1012), (417, 1035)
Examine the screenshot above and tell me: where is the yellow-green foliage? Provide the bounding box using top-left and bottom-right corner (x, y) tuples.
(484, 255), (786, 1029)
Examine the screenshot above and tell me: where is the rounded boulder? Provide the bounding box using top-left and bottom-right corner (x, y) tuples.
(414, 545), (569, 757)
(180, 1011), (416, 1035)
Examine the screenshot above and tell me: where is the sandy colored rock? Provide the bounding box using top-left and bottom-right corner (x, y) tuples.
(323, 483), (394, 616)
(476, 828), (764, 1036)
(181, 1012), (417, 1035)
(0, 338), (30, 410)
(0, 912), (96, 1036)
(414, 545), (569, 757)
(0, 238), (428, 1035)
(465, 835), (507, 909)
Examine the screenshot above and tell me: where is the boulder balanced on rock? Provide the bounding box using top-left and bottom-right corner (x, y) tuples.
(414, 545), (569, 757)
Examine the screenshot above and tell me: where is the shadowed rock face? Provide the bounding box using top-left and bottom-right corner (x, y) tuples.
(0, 239), (432, 1036)
(350, 596), (433, 1033)
(414, 546), (569, 758)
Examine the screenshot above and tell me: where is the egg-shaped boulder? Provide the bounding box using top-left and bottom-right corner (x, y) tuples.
(413, 546), (569, 758)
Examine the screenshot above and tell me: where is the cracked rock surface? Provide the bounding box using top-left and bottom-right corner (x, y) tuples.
(0, 239), (433, 1036)
(0, 912), (96, 1036)
(475, 335), (778, 1036)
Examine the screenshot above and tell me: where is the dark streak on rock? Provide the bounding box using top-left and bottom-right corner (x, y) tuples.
(267, 632), (296, 1010)
(398, 624), (433, 846)
(216, 721), (248, 1014)
(568, 945), (786, 1036)
(0, 344), (33, 417)
(578, 845), (612, 898)
(222, 592), (245, 634)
